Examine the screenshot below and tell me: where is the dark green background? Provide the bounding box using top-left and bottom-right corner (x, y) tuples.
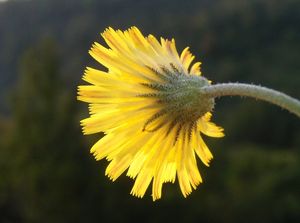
(0, 0), (299, 222)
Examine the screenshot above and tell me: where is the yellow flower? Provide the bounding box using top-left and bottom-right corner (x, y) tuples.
(78, 27), (224, 201)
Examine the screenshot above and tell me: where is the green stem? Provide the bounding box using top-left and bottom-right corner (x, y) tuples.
(201, 83), (300, 118)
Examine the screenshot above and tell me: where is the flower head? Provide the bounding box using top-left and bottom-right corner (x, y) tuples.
(78, 27), (224, 200)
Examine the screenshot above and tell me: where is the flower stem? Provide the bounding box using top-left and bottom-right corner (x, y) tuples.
(201, 83), (300, 117)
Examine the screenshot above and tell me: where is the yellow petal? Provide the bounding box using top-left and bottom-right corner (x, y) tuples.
(197, 118), (225, 138)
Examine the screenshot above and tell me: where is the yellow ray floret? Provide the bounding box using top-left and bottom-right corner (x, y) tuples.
(78, 26), (224, 201)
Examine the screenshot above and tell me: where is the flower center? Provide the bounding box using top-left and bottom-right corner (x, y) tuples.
(162, 74), (214, 122)
(139, 64), (214, 137)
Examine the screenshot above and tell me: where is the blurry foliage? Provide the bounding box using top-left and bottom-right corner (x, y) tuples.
(0, 39), (95, 222)
(0, 0), (299, 222)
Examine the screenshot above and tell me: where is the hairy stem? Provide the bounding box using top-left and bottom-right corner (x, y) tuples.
(201, 83), (300, 117)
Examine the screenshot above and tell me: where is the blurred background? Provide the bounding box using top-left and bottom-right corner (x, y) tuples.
(0, 0), (300, 222)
